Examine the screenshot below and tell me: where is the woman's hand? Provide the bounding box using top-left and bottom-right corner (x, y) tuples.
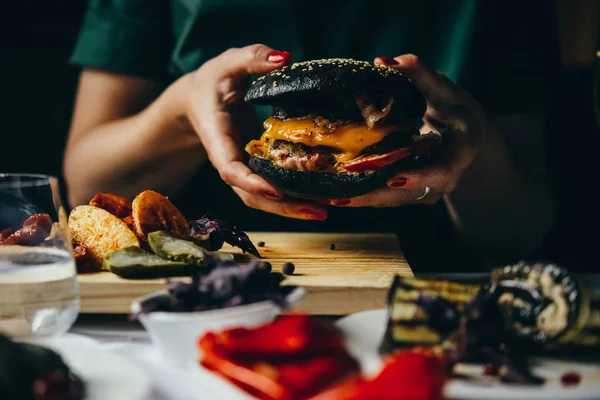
(324, 54), (487, 208)
(183, 44), (327, 221)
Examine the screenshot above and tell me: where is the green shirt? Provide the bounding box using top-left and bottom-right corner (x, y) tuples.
(70, 0), (559, 269)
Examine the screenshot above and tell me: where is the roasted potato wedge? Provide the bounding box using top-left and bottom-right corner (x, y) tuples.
(132, 190), (190, 241)
(89, 193), (133, 218)
(68, 205), (140, 270)
(122, 215), (136, 232)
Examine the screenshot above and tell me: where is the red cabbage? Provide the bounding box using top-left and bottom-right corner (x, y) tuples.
(189, 214), (260, 258)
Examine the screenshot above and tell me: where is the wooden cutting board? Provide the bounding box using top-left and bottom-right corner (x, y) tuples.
(78, 232), (412, 315)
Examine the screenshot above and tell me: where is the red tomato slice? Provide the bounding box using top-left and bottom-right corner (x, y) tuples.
(341, 141), (432, 173)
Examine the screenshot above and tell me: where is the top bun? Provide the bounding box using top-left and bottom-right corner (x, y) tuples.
(245, 58), (426, 118)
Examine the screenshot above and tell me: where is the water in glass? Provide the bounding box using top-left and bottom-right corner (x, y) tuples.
(0, 174), (79, 338)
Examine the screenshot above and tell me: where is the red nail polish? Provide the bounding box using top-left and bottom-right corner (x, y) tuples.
(378, 57), (399, 65)
(264, 192), (282, 200)
(332, 199), (351, 206)
(267, 51), (291, 64)
(389, 177), (407, 187)
(299, 208), (326, 220)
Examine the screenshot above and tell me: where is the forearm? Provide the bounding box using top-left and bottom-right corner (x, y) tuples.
(445, 114), (556, 264)
(64, 75), (205, 206)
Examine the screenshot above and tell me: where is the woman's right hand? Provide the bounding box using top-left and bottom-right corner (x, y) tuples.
(182, 44), (327, 221)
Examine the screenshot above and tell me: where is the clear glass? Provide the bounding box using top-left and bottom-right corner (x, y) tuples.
(0, 173), (79, 338)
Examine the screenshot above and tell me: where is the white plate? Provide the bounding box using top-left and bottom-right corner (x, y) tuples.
(104, 341), (247, 400)
(20, 332), (102, 348)
(29, 335), (152, 400)
(188, 356), (255, 400)
(335, 309), (600, 400)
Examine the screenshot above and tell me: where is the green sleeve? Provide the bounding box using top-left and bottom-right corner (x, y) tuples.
(70, 0), (173, 81)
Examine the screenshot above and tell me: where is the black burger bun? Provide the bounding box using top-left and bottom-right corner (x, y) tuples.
(248, 133), (441, 200)
(248, 155), (423, 200)
(245, 58), (426, 119)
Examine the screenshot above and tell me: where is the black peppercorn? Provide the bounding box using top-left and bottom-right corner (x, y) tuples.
(330, 244), (336, 250)
(282, 262), (295, 275)
(257, 241), (265, 247)
(257, 261), (272, 274)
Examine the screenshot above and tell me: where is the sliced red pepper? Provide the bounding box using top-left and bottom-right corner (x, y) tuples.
(310, 349), (450, 400)
(200, 314), (349, 360)
(202, 349), (358, 400)
(201, 342), (289, 400)
(197, 314), (360, 400)
(341, 140), (434, 173)
(275, 355), (359, 398)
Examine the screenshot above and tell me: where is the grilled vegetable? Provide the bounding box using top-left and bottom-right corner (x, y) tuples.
(381, 264), (600, 356)
(68, 205), (140, 271)
(131, 190), (190, 241)
(89, 193), (132, 219)
(147, 231), (233, 265)
(490, 262), (600, 351)
(380, 276), (481, 352)
(104, 246), (198, 279)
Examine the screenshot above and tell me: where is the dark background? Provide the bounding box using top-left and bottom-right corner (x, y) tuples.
(0, 2), (88, 181)
(0, 1), (598, 270)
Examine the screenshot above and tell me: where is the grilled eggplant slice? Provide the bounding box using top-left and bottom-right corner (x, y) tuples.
(381, 263), (600, 359)
(104, 246), (198, 279)
(147, 231), (234, 265)
(490, 262), (600, 350)
(380, 276), (481, 353)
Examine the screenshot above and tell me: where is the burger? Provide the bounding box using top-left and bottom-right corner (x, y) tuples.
(244, 58), (441, 200)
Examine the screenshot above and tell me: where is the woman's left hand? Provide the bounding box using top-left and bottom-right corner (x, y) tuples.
(325, 54), (487, 208)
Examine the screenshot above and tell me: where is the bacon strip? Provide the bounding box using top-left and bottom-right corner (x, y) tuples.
(354, 93), (395, 129)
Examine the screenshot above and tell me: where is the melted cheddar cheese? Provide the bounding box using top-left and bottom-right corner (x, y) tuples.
(254, 116), (406, 163)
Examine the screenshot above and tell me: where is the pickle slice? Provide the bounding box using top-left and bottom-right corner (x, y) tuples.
(104, 246), (198, 279)
(147, 231), (234, 265)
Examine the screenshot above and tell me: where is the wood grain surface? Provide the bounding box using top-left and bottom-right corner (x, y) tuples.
(78, 232), (412, 315)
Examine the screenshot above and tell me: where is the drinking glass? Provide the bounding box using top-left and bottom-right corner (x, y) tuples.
(0, 173), (79, 338)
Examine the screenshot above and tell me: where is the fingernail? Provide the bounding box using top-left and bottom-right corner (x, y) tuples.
(264, 192), (282, 200)
(267, 51), (292, 64)
(388, 177), (407, 188)
(317, 199), (330, 205)
(298, 208), (326, 220)
(331, 199), (351, 206)
(378, 57), (399, 65)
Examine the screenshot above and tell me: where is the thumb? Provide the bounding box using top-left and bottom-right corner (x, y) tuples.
(217, 44), (292, 78)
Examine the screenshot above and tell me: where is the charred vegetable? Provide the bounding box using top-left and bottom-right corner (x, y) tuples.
(454, 285), (546, 385)
(380, 276), (481, 352)
(380, 263), (600, 386)
(131, 190), (190, 241)
(104, 246), (199, 279)
(69, 205), (140, 271)
(0, 333), (85, 400)
(491, 262), (600, 350)
(147, 231), (234, 265)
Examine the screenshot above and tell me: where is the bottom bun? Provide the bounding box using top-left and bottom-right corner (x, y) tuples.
(248, 155), (429, 200)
